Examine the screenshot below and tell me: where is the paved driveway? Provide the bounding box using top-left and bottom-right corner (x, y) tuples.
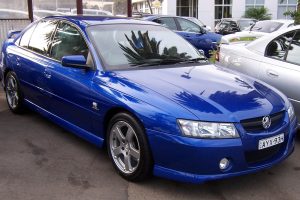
(0, 87), (299, 200)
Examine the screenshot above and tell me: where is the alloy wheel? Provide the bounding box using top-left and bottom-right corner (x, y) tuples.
(109, 121), (141, 174)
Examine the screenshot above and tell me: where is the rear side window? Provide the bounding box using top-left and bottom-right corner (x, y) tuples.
(50, 22), (89, 61)
(286, 31), (300, 65)
(28, 20), (58, 56)
(177, 18), (201, 33)
(265, 31), (295, 60)
(154, 17), (177, 30)
(19, 24), (36, 48)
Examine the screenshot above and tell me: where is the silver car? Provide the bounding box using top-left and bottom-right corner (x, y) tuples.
(217, 25), (300, 125)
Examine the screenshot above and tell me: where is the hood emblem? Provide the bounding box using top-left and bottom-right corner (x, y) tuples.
(262, 116), (271, 129)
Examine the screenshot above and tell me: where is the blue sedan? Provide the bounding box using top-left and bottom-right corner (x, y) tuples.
(0, 16), (297, 183)
(142, 15), (222, 58)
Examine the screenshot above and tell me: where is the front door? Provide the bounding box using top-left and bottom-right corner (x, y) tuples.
(45, 21), (96, 133)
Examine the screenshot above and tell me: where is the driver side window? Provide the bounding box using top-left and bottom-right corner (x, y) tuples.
(265, 31), (295, 60)
(177, 18), (201, 33)
(50, 22), (89, 62)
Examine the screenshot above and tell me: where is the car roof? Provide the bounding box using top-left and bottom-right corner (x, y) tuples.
(44, 15), (159, 27)
(246, 25), (300, 54)
(254, 19), (294, 24)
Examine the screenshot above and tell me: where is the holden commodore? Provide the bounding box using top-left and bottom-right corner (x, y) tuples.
(0, 16), (297, 183)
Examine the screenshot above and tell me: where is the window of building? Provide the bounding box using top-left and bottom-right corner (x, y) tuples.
(278, 0), (298, 19)
(215, 0), (232, 25)
(246, 0), (265, 10)
(177, 0), (198, 18)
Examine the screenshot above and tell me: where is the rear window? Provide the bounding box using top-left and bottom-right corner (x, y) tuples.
(251, 21), (283, 33)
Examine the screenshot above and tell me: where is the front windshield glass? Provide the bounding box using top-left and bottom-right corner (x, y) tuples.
(251, 21), (283, 33)
(88, 24), (205, 70)
(188, 18), (204, 27)
(238, 20), (255, 30)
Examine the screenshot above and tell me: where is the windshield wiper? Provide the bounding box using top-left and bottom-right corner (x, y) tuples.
(131, 57), (207, 68)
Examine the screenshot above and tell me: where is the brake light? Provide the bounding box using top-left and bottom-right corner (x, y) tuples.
(215, 46), (220, 62)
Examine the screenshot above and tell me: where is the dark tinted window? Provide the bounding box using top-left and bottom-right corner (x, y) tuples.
(28, 20), (57, 55)
(286, 31), (300, 65)
(154, 17), (177, 30)
(251, 21), (283, 33)
(50, 22), (89, 61)
(177, 18), (201, 33)
(19, 24), (36, 48)
(265, 31), (295, 60)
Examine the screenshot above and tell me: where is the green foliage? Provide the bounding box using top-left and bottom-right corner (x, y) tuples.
(281, 0), (300, 25)
(244, 7), (271, 20)
(118, 31), (191, 66)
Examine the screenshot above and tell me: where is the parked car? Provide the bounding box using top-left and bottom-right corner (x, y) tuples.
(183, 17), (212, 32)
(33, 10), (65, 18)
(0, 9), (39, 20)
(215, 18), (257, 35)
(221, 20), (295, 44)
(143, 15), (221, 58)
(0, 16), (297, 183)
(216, 25), (300, 126)
(70, 8), (113, 16)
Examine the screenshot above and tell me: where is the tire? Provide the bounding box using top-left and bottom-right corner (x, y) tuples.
(107, 112), (153, 182)
(5, 71), (25, 114)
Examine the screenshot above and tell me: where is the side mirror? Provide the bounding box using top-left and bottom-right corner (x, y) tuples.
(61, 55), (88, 69)
(7, 30), (21, 39)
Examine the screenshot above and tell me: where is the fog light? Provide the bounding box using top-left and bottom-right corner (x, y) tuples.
(219, 158), (230, 170)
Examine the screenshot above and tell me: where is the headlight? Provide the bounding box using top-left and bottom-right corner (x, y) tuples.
(288, 103), (295, 120)
(178, 119), (239, 139)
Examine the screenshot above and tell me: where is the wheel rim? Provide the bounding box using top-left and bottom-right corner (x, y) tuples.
(110, 121), (141, 174)
(6, 76), (19, 109)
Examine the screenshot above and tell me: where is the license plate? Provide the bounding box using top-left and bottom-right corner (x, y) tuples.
(258, 134), (284, 150)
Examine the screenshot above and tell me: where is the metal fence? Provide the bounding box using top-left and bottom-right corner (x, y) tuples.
(0, 19), (31, 46)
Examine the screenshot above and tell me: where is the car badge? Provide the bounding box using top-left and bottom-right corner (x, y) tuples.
(92, 102), (99, 111)
(262, 116), (271, 129)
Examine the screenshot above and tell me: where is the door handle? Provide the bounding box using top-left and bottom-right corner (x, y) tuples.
(44, 69), (52, 79)
(267, 70), (279, 78)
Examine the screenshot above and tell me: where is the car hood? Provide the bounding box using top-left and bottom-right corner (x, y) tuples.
(107, 64), (286, 122)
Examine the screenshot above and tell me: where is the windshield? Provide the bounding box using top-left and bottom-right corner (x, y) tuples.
(251, 21), (283, 33)
(88, 24), (206, 70)
(238, 20), (255, 30)
(188, 18), (205, 27)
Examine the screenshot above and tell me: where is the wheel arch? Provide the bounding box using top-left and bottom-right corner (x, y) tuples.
(103, 107), (146, 141)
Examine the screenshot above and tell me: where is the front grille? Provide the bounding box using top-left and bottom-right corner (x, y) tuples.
(245, 143), (284, 164)
(241, 111), (285, 132)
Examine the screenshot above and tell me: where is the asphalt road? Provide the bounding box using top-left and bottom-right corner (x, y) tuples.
(0, 87), (300, 200)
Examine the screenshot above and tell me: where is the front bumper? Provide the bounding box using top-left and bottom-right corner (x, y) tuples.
(147, 115), (297, 184)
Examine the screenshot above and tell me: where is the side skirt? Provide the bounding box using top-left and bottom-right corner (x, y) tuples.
(24, 99), (104, 148)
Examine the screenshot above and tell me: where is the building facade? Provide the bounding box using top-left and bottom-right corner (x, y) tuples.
(133, 0), (298, 30)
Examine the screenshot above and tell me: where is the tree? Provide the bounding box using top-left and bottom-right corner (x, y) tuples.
(244, 7), (271, 20)
(283, 0), (300, 25)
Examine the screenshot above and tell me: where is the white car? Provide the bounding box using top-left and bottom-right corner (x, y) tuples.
(216, 25), (300, 124)
(221, 20), (295, 44)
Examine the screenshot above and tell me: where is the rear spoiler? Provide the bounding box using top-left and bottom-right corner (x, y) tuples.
(7, 30), (22, 40)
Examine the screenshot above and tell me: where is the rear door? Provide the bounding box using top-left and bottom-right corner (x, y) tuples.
(14, 20), (58, 110)
(259, 30), (300, 119)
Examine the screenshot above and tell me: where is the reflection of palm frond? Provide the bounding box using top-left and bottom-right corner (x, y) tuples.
(119, 31), (191, 66)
